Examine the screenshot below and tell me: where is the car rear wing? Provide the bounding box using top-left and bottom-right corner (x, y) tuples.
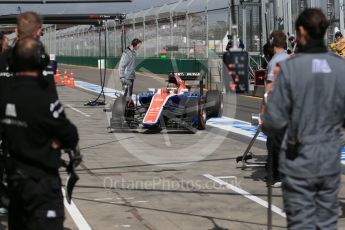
(169, 72), (203, 81)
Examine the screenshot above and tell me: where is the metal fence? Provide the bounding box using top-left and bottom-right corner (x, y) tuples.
(41, 0), (345, 60)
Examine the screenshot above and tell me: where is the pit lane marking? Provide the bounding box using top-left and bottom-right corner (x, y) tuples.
(240, 95), (263, 100)
(65, 104), (91, 117)
(207, 117), (267, 142)
(203, 174), (286, 218)
(114, 224), (131, 228)
(62, 188), (92, 230)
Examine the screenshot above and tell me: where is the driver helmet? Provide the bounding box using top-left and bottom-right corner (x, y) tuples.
(167, 82), (178, 94)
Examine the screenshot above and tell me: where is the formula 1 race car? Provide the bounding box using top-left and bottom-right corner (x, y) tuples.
(109, 72), (223, 131)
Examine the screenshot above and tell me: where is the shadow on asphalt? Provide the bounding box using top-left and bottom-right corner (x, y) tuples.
(74, 156), (238, 172)
(72, 197), (286, 229)
(69, 184), (284, 199)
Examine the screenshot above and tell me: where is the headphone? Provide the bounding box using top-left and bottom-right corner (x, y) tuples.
(269, 35), (275, 46)
(10, 40), (49, 73)
(36, 42), (50, 71)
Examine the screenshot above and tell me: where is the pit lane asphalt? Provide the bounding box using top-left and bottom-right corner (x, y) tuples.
(58, 82), (280, 230)
(1, 64), (345, 230)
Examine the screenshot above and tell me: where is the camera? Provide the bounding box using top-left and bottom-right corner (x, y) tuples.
(286, 135), (299, 160)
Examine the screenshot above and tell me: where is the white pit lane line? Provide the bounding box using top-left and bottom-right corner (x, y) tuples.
(203, 174), (286, 218)
(65, 104), (91, 117)
(62, 188), (92, 230)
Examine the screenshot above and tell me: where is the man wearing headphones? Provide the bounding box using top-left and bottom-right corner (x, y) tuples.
(0, 37), (79, 230)
(0, 12), (56, 92)
(264, 31), (289, 187)
(266, 31), (289, 92)
(119, 38), (142, 97)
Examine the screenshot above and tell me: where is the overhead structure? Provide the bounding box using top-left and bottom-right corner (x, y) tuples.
(0, 14), (126, 25)
(0, 0), (130, 3)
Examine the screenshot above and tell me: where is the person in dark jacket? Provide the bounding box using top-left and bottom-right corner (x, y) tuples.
(0, 12), (57, 94)
(0, 38), (79, 230)
(262, 9), (345, 229)
(119, 38), (142, 97)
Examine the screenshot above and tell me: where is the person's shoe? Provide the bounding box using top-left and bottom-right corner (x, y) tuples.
(271, 180), (282, 188)
(0, 207), (7, 215)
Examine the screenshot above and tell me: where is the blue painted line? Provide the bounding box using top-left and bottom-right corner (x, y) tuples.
(75, 80), (137, 101)
(207, 117), (267, 142)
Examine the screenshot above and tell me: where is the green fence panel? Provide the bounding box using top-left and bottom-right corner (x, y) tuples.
(56, 56), (120, 68)
(57, 56), (208, 75)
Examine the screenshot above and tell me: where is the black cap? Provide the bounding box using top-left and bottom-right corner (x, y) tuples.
(335, 31), (343, 38)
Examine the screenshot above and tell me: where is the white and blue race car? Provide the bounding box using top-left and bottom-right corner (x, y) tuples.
(110, 72), (223, 131)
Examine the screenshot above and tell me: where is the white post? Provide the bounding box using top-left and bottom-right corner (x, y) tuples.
(106, 21), (109, 61)
(242, 6), (247, 49)
(143, 20), (146, 58)
(114, 20), (117, 57)
(93, 30), (96, 57)
(206, 0), (209, 59)
(170, 11), (173, 47)
(48, 26), (51, 54)
(156, 17), (159, 57)
(340, 0), (345, 34)
(287, 0), (294, 34)
(186, 12), (190, 58)
(261, 0), (267, 44)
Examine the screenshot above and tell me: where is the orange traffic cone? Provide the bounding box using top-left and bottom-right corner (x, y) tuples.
(69, 71), (75, 88)
(55, 69), (62, 85)
(63, 70), (68, 85)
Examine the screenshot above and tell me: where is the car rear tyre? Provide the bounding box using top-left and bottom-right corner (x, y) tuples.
(110, 96), (134, 128)
(206, 90), (223, 118)
(185, 99), (206, 131)
(197, 101), (206, 130)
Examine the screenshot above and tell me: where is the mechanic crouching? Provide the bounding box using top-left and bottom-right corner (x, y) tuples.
(0, 38), (79, 230)
(261, 9), (345, 229)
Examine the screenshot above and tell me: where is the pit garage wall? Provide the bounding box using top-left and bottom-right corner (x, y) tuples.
(56, 56), (208, 75)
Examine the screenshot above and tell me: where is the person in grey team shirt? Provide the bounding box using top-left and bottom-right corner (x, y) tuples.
(119, 38), (142, 97)
(262, 8), (345, 229)
(266, 31), (290, 92)
(264, 31), (290, 187)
